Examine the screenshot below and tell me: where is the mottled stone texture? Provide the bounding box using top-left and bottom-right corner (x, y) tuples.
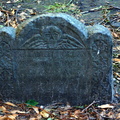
(0, 13), (113, 105)
(0, 27), (15, 99)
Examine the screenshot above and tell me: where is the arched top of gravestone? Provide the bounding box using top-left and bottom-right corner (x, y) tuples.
(0, 27), (15, 40)
(87, 25), (112, 39)
(16, 13), (88, 49)
(0, 27), (15, 49)
(86, 25), (113, 49)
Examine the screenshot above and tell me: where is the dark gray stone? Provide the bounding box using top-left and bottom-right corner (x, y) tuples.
(0, 13), (113, 105)
(86, 25), (113, 103)
(0, 27), (15, 100)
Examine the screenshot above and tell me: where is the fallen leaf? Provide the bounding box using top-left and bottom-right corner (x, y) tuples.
(74, 109), (82, 118)
(36, 114), (42, 119)
(0, 116), (13, 120)
(0, 11), (3, 17)
(29, 117), (38, 120)
(116, 113), (120, 119)
(6, 1), (11, 3)
(0, 106), (6, 112)
(98, 104), (114, 109)
(32, 106), (39, 114)
(10, 110), (26, 114)
(106, 111), (114, 118)
(0, 116), (8, 120)
(112, 32), (119, 38)
(40, 110), (49, 118)
(5, 102), (16, 107)
(7, 114), (18, 119)
(113, 58), (120, 63)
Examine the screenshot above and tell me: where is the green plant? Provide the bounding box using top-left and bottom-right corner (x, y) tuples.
(25, 99), (39, 107)
(113, 53), (118, 58)
(43, 2), (80, 15)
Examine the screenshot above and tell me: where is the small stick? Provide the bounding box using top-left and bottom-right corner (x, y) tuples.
(82, 101), (97, 113)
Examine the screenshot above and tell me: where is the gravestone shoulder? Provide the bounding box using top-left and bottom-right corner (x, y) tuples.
(0, 27), (16, 100)
(86, 25), (113, 103)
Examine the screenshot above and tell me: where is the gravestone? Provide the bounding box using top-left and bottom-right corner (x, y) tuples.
(0, 13), (113, 105)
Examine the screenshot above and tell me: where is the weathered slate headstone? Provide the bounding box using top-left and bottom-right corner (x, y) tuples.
(0, 13), (113, 105)
(0, 27), (15, 99)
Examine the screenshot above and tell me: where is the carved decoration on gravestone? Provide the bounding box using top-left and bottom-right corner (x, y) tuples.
(20, 25), (85, 49)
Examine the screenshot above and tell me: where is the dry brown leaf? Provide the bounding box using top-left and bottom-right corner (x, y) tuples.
(36, 114), (42, 119)
(10, 21), (18, 28)
(29, 118), (38, 120)
(74, 109), (82, 118)
(113, 58), (120, 63)
(106, 111), (114, 118)
(0, 116), (8, 120)
(0, 106), (6, 112)
(29, 115), (42, 120)
(0, 116), (12, 120)
(11, 9), (16, 15)
(78, 116), (88, 120)
(60, 110), (69, 115)
(98, 104), (114, 109)
(116, 113), (120, 119)
(80, 19), (85, 23)
(0, 11), (3, 17)
(30, 12), (36, 15)
(6, 1), (11, 3)
(112, 32), (119, 38)
(5, 102), (16, 107)
(7, 114), (18, 120)
(40, 110), (49, 118)
(32, 106), (39, 114)
(10, 110), (26, 114)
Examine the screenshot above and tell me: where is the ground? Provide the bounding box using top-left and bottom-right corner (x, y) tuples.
(0, 0), (120, 119)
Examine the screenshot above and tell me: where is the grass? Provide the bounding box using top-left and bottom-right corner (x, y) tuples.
(42, 2), (81, 15)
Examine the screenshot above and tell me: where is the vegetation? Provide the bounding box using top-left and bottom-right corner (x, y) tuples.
(43, 2), (80, 15)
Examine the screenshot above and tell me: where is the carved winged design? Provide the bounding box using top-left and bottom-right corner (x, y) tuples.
(21, 25), (85, 49)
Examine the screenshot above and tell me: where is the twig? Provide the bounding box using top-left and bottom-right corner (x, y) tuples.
(108, 5), (120, 10)
(98, 18), (107, 24)
(82, 101), (97, 113)
(0, 7), (12, 15)
(67, 0), (73, 5)
(81, 6), (103, 14)
(81, 5), (120, 15)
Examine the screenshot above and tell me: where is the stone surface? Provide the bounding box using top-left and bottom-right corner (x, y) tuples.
(0, 27), (15, 100)
(0, 13), (113, 105)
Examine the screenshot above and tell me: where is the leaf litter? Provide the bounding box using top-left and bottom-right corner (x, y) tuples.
(0, 100), (120, 120)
